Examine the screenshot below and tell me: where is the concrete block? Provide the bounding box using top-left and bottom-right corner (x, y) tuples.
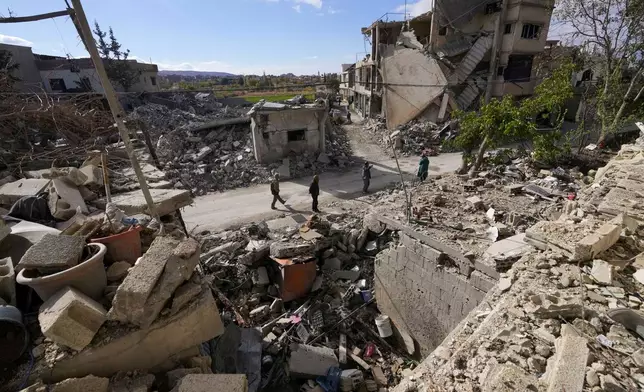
(170, 280), (203, 315)
(0, 178), (50, 206)
(466, 196), (484, 209)
(110, 374), (155, 392)
(482, 363), (539, 392)
(546, 334), (589, 392)
(0, 257), (16, 305)
(576, 222), (621, 261)
(38, 287), (107, 351)
(48, 178), (88, 220)
(470, 270), (496, 293)
(289, 343), (339, 378)
(50, 375), (109, 392)
(591, 259), (614, 285)
(419, 243), (445, 264)
(17, 234), (84, 273)
(109, 236), (199, 327)
(79, 165), (103, 186)
(44, 289), (224, 382)
(322, 257), (342, 271)
(106, 261), (131, 282)
(171, 374), (247, 392)
(130, 237), (198, 328)
(95, 188), (193, 217)
(484, 233), (532, 260)
(269, 242), (314, 258)
(364, 213), (386, 234)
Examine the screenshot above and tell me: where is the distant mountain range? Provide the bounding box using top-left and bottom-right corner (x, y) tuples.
(158, 70), (239, 77)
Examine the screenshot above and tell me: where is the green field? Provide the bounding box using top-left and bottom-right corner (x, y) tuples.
(242, 93), (316, 103)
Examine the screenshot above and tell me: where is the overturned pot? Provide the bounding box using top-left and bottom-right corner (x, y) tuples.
(0, 305), (28, 364)
(91, 225), (143, 264)
(17, 243), (107, 301)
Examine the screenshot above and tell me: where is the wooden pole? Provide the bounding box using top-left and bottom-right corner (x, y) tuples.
(0, 10), (70, 23)
(69, 0), (163, 232)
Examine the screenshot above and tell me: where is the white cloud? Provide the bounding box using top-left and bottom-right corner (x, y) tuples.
(0, 34), (33, 47)
(293, 4), (301, 12)
(394, 0), (432, 17)
(294, 0), (323, 9)
(305, 56), (318, 59)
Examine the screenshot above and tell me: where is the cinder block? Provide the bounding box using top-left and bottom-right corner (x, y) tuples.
(109, 236), (199, 327)
(39, 287), (107, 351)
(420, 243), (445, 264)
(0, 257), (16, 305)
(171, 374), (247, 392)
(575, 222), (621, 261)
(470, 270), (496, 293)
(289, 344), (339, 378)
(546, 334), (589, 392)
(17, 234), (85, 273)
(44, 289), (223, 382)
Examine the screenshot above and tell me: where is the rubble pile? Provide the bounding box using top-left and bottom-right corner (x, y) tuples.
(196, 211), (418, 391)
(364, 116), (452, 156)
(130, 103), (353, 195)
(389, 136), (644, 391)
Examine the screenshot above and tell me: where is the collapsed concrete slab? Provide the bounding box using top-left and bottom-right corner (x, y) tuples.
(38, 287), (107, 351)
(43, 289), (224, 382)
(381, 47), (447, 129)
(109, 236), (199, 327)
(49, 375), (109, 392)
(171, 374), (248, 392)
(0, 178), (51, 206)
(17, 234), (85, 273)
(270, 242), (315, 258)
(289, 343), (339, 378)
(94, 188), (192, 217)
(482, 363), (540, 392)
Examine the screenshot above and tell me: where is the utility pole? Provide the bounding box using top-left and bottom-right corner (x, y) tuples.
(484, 0), (509, 104)
(69, 0), (163, 230)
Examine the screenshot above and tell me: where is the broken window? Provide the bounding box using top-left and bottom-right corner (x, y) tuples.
(485, 2), (502, 14)
(49, 78), (66, 92)
(438, 27), (447, 36)
(521, 24), (541, 40)
(504, 23), (513, 34)
(287, 129), (306, 142)
(150, 76), (157, 86)
(497, 66), (505, 76)
(504, 55), (534, 82)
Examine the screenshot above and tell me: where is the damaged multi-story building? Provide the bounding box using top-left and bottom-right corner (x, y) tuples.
(340, 0), (555, 129)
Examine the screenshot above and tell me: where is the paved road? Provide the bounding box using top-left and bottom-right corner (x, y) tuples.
(182, 121), (462, 232)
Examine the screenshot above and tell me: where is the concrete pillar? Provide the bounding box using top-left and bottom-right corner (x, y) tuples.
(319, 110), (327, 154)
(249, 117), (263, 164)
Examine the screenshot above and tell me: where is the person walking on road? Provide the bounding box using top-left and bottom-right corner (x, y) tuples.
(417, 152), (430, 182)
(309, 175), (321, 213)
(362, 161), (373, 193)
(270, 174), (286, 210)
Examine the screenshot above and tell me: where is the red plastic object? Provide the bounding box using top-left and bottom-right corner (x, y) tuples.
(567, 193), (576, 200)
(91, 225), (143, 264)
(364, 342), (376, 358)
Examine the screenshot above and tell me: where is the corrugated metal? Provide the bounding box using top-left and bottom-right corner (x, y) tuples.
(448, 35), (493, 84)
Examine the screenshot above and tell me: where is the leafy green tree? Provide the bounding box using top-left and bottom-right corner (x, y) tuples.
(93, 22), (140, 91)
(452, 61), (576, 173)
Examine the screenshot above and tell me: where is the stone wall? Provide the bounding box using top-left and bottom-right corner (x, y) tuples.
(375, 220), (497, 356)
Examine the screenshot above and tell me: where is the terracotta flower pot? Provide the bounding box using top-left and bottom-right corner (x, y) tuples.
(17, 243), (107, 301)
(91, 225), (143, 264)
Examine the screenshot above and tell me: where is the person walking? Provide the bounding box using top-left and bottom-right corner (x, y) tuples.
(362, 161), (373, 193)
(270, 174), (286, 210)
(417, 152), (430, 182)
(309, 175), (321, 213)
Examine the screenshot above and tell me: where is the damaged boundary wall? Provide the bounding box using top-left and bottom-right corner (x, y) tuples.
(374, 216), (497, 356)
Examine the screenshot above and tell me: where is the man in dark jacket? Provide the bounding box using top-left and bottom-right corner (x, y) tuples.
(270, 174), (286, 210)
(362, 161), (373, 193)
(309, 175), (320, 213)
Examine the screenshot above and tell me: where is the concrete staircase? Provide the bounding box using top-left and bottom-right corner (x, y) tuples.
(448, 35), (493, 85)
(456, 77), (486, 109)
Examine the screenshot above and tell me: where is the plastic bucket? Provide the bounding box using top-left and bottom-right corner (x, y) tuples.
(91, 225), (142, 264)
(0, 305), (28, 364)
(375, 314), (393, 338)
(16, 243), (107, 301)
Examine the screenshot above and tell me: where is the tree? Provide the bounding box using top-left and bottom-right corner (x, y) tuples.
(326, 75), (340, 93)
(452, 61), (576, 173)
(92, 22), (140, 91)
(556, 0), (644, 143)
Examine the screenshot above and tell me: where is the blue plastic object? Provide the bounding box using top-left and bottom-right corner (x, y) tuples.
(316, 366), (342, 392)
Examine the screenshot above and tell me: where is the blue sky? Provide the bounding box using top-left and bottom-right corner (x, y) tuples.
(0, 0), (432, 75)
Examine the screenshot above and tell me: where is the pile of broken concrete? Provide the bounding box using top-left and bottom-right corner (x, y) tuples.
(391, 138), (644, 391)
(364, 116), (449, 156)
